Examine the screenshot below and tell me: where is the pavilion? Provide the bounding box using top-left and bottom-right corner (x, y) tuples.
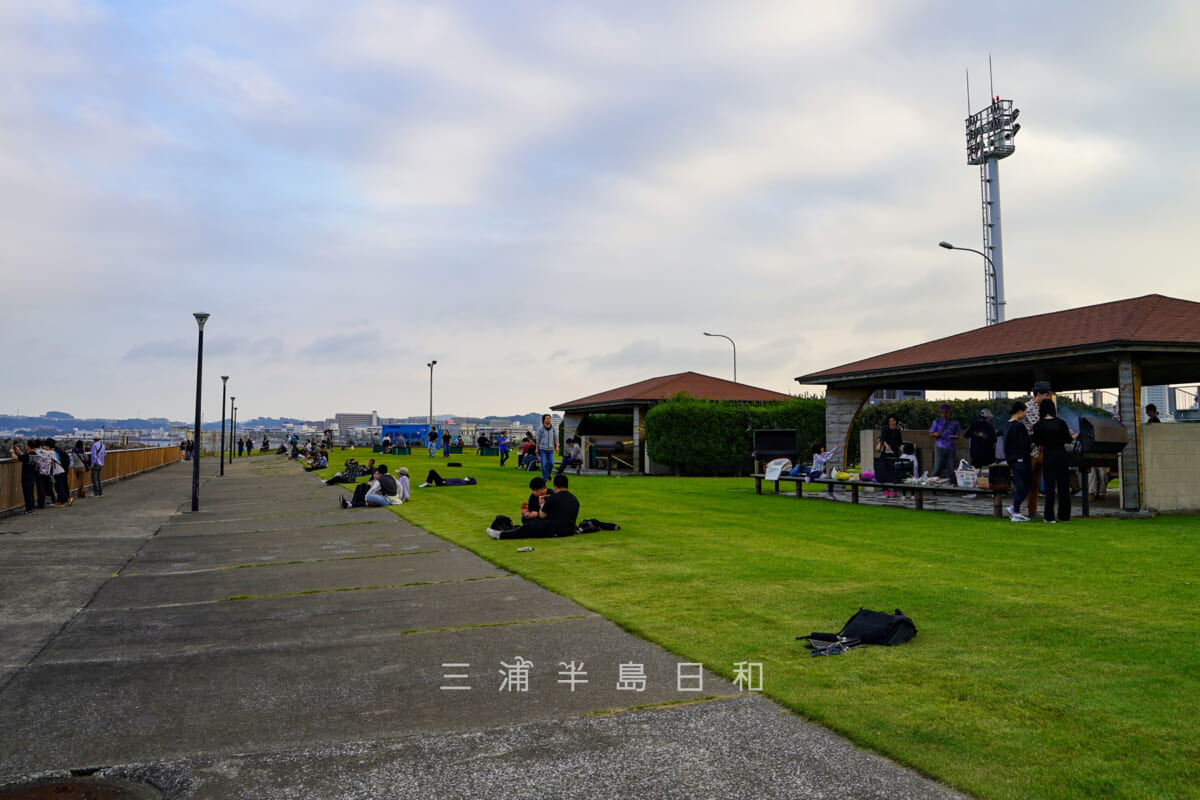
(795, 294), (1200, 512)
(553, 371), (792, 474)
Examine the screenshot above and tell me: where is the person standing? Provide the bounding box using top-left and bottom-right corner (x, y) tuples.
(237, 437), (245, 458)
(441, 430), (452, 458)
(9, 441), (39, 514)
(1032, 397), (1075, 523)
(70, 440), (89, 499)
(1003, 402), (1033, 521)
(1022, 382), (1054, 518)
(498, 430), (510, 467)
(90, 435), (106, 496)
(928, 404), (962, 481)
(536, 414), (557, 481)
(48, 439), (73, 506)
(427, 428), (438, 457)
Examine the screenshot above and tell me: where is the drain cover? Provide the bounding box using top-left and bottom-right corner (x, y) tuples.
(0, 778), (159, 800)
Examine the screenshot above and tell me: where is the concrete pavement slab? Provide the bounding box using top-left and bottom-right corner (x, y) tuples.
(90, 548), (508, 608)
(35, 577), (594, 663)
(126, 525), (437, 573)
(0, 617), (737, 774)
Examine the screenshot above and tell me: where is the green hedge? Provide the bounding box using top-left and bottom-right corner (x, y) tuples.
(645, 394), (825, 476)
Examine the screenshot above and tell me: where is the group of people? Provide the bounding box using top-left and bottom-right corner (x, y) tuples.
(487, 473), (580, 539)
(887, 382), (1089, 523)
(338, 464), (411, 508)
(9, 436), (106, 514)
(425, 429), (464, 458)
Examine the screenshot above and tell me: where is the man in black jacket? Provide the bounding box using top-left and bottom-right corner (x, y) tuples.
(1003, 402), (1032, 522)
(488, 474), (579, 539)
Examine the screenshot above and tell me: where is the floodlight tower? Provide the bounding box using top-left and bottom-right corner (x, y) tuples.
(963, 75), (1020, 326)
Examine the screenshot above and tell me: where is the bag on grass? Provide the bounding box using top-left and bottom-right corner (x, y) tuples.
(801, 607), (917, 648)
(490, 515), (514, 532)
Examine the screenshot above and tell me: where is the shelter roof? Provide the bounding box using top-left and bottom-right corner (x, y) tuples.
(795, 294), (1200, 392)
(554, 371), (792, 412)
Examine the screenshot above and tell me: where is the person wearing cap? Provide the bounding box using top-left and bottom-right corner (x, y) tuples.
(1003, 402), (1033, 521)
(928, 404), (962, 481)
(1022, 381), (1054, 517)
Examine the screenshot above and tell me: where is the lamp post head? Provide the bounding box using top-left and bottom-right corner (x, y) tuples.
(193, 312), (211, 330)
(221, 375), (229, 384)
(428, 360), (437, 368)
(938, 241), (955, 250)
(703, 331), (713, 336)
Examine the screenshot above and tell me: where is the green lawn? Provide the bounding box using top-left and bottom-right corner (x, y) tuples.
(320, 450), (1200, 800)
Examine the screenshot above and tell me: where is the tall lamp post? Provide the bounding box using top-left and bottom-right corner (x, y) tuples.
(219, 376), (229, 477)
(702, 332), (736, 383)
(939, 241), (1004, 325)
(427, 360), (437, 431)
(191, 312), (210, 512)
(229, 397), (236, 464)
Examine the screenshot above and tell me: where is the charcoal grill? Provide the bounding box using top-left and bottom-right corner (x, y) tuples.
(592, 441), (633, 475)
(1073, 416), (1128, 516)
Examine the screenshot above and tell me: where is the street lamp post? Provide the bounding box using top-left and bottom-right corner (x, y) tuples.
(703, 332), (737, 383)
(191, 313), (210, 512)
(427, 360), (437, 431)
(939, 240), (1004, 325)
(219, 376), (228, 477)
(229, 398), (236, 465)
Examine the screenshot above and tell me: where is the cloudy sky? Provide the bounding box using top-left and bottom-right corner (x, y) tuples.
(3, 0), (1197, 422)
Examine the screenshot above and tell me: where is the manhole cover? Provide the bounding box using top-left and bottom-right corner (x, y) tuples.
(0, 778), (159, 800)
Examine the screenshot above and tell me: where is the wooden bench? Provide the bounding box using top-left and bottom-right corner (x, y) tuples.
(751, 474), (1010, 517)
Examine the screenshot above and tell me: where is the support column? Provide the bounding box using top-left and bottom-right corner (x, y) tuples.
(633, 406), (643, 473)
(1117, 354), (1143, 511)
(825, 387), (874, 466)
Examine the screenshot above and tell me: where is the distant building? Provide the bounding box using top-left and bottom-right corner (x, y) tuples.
(335, 411), (379, 430)
(868, 389), (925, 405)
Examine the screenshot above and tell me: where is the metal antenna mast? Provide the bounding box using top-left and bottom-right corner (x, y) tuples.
(962, 58), (1020, 325)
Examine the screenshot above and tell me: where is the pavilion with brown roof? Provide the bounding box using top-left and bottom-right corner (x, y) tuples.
(795, 294), (1200, 512)
(553, 372), (792, 474)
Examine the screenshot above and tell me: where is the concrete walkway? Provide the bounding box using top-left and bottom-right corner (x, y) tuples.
(0, 457), (969, 799)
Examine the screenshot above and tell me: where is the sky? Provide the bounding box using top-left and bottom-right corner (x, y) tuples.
(3, 0), (1198, 422)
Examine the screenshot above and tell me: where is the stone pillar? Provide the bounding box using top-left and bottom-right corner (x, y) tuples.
(825, 387), (875, 466)
(633, 405), (643, 473)
(1117, 353), (1143, 511)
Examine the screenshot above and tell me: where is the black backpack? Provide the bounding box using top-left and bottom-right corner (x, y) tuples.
(802, 607), (917, 647)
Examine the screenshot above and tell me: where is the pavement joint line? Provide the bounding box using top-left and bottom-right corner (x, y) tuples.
(117, 549), (450, 577)
(219, 574), (516, 602)
(0, 520), (170, 697)
(397, 614), (599, 636)
(583, 693), (738, 717)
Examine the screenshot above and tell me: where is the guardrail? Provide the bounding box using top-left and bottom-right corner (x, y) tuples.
(1, 446), (183, 514)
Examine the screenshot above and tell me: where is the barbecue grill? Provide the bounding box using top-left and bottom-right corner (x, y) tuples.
(753, 429), (799, 472)
(592, 441), (632, 475)
(1073, 416), (1128, 516)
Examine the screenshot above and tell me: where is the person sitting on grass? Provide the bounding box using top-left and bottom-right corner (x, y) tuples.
(521, 476), (549, 521)
(488, 473), (579, 539)
(365, 464), (403, 506)
(419, 469), (477, 487)
(324, 458), (375, 485)
(303, 449), (329, 472)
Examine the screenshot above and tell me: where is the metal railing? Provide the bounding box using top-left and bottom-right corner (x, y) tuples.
(0, 446), (183, 514)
